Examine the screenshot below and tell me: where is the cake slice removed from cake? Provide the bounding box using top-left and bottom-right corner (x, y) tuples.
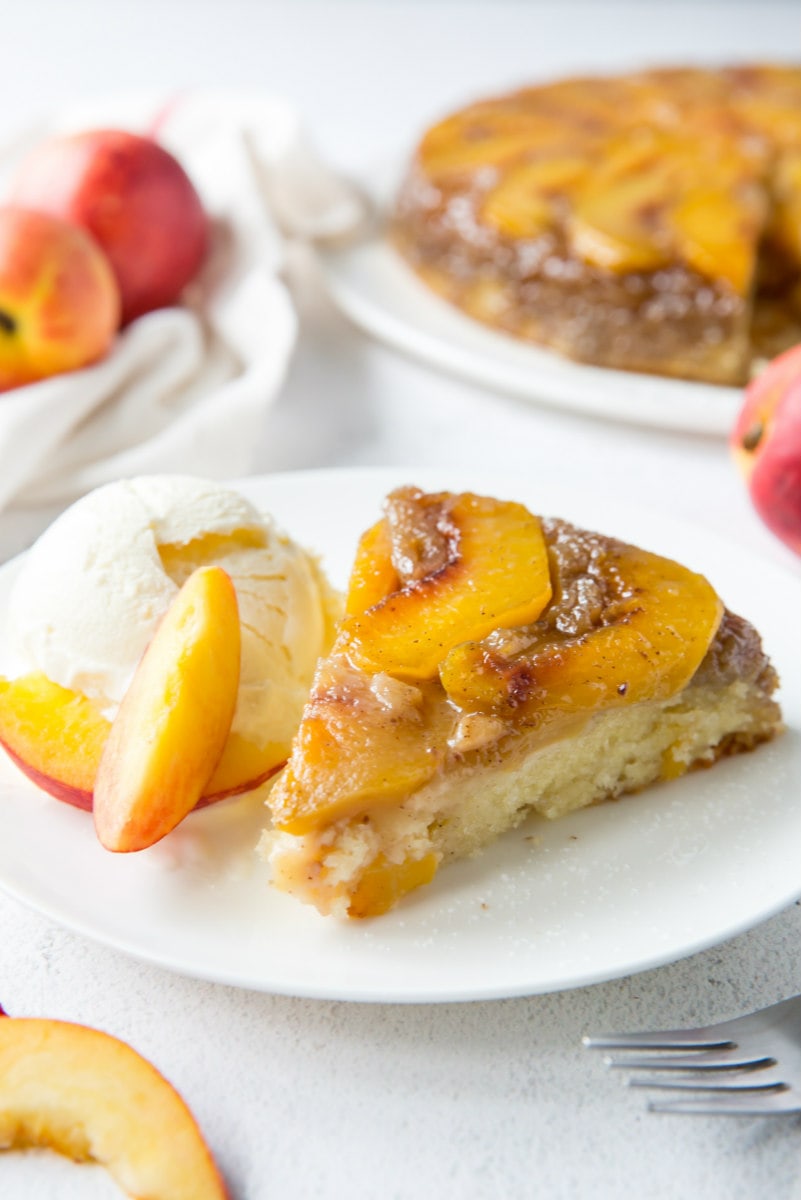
(261, 487), (783, 918)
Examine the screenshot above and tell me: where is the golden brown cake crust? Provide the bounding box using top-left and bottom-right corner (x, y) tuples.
(393, 65), (801, 383)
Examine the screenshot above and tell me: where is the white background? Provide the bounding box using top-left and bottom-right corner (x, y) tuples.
(1, 3), (801, 1198)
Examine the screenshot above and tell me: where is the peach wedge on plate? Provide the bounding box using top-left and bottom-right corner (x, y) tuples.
(0, 1005), (229, 1198)
(0, 566), (285, 827)
(94, 565), (241, 852)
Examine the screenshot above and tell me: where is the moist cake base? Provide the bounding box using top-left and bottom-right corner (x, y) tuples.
(263, 672), (782, 919)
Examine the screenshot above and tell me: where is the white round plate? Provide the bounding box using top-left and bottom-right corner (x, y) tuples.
(0, 467), (798, 1002)
(317, 237), (742, 436)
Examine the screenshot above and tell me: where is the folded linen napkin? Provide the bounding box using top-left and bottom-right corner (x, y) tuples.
(0, 90), (366, 517)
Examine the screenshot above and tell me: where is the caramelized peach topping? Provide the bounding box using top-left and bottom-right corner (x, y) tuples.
(440, 522), (724, 726)
(340, 487), (553, 679)
(270, 501), (726, 874)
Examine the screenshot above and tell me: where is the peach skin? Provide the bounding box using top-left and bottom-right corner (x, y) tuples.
(0, 1007), (229, 1199)
(94, 565), (241, 852)
(0, 206), (119, 390)
(12, 130), (208, 324)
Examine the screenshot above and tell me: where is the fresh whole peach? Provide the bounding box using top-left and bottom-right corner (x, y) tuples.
(0, 206), (120, 390)
(731, 344), (801, 557)
(11, 130), (209, 324)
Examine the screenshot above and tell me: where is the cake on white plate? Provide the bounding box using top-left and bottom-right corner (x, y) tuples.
(262, 485), (783, 918)
(394, 65), (801, 384)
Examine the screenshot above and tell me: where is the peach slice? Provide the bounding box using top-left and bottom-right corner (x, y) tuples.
(0, 672), (108, 810)
(347, 851), (440, 919)
(94, 565), (240, 852)
(481, 156), (588, 239)
(670, 185), (763, 295)
(767, 150), (801, 265)
(420, 109), (560, 181)
(343, 519), (400, 617)
(202, 728), (285, 800)
(0, 671), (280, 811)
(440, 541), (723, 724)
(422, 131), (540, 179)
(341, 492), (553, 680)
(269, 654), (453, 836)
(0, 1009), (228, 1198)
(569, 170), (674, 273)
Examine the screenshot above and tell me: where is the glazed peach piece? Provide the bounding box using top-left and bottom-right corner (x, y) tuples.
(480, 156), (588, 240)
(347, 852), (440, 919)
(343, 519), (400, 617)
(269, 667), (451, 836)
(272, 488), (552, 835)
(94, 566), (240, 852)
(439, 540), (723, 720)
(341, 489), (553, 679)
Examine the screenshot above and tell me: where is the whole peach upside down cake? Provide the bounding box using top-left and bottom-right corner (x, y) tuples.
(393, 65), (801, 384)
(262, 487), (783, 918)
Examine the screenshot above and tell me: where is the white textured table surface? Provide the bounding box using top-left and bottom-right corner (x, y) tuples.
(2, 4), (801, 1198)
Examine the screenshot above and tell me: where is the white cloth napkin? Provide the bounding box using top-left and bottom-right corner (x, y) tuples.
(0, 90), (366, 516)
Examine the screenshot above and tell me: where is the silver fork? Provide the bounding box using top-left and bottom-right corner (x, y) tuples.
(583, 993), (801, 1115)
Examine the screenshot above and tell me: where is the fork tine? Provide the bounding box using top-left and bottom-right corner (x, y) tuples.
(647, 1090), (801, 1116)
(628, 1076), (786, 1093)
(584, 993), (801, 1054)
(605, 1050), (775, 1071)
(582, 1033), (733, 1051)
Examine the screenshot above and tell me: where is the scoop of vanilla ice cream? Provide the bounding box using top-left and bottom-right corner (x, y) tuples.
(6, 476), (337, 756)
